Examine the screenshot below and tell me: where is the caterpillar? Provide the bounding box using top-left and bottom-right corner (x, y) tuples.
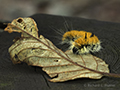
(62, 30), (101, 54)
(50, 18), (101, 54)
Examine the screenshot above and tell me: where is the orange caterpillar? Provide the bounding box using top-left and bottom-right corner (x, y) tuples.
(62, 30), (101, 54)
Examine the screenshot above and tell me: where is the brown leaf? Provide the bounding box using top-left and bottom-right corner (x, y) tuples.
(4, 17), (120, 82)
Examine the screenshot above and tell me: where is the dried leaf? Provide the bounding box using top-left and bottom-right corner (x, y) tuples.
(4, 17), (120, 82)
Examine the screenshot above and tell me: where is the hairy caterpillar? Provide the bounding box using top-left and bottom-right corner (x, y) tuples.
(62, 30), (101, 54)
(50, 18), (101, 54)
